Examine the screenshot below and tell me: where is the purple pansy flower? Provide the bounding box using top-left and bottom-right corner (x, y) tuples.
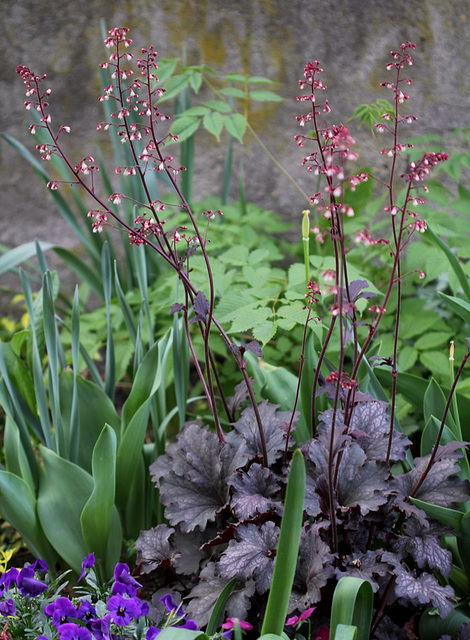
(58, 622), (92, 640)
(0, 567), (19, 591)
(32, 558), (49, 573)
(113, 563), (141, 594)
(146, 627), (161, 640)
(0, 597), (15, 617)
(90, 613), (112, 640)
(76, 599), (97, 622)
(46, 596), (78, 628)
(17, 566), (48, 597)
(78, 553), (96, 582)
(107, 593), (138, 626)
(159, 594), (180, 612)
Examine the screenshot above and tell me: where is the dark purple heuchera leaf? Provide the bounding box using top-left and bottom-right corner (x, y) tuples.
(349, 401), (410, 462)
(189, 290), (209, 325)
(173, 530), (211, 575)
(347, 279), (377, 303)
(226, 400), (295, 466)
(244, 340), (264, 357)
(290, 524), (335, 610)
(308, 435), (389, 515)
(226, 379), (250, 416)
(150, 423), (248, 532)
(335, 550), (398, 592)
(307, 416), (351, 474)
(336, 444), (390, 515)
(303, 468), (321, 517)
(135, 524), (175, 573)
(391, 519), (453, 578)
(374, 616), (410, 640)
(218, 521), (279, 594)
(185, 563), (255, 626)
(393, 566), (455, 618)
(392, 442), (470, 510)
(170, 302), (185, 314)
(228, 463), (281, 520)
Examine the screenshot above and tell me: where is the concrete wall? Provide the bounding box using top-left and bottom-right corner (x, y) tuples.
(1, 0), (469, 306)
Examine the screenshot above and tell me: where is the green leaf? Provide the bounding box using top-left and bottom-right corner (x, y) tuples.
(37, 448), (93, 574)
(116, 400), (151, 510)
(121, 336), (166, 431)
(253, 320), (277, 345)
(419, 608), (470, 640)
(168, 116), (201, 143)
(80, 424), (120, 576)
(206, 577), (237, 635)
(203, 111), (224, 141)
(397, 345), (418, 372)
(330, 577), (373, 640)
(0, 241), (54, 274)
(224, 113), (247, 143)
(203, 100), (232, 114)
(229, 307), (272, 333)
(261, 450), (306, 636)
(423, 378), (458, 435)
(249, 89), (283, 102)
(219, 87), (245, 99)
(247, 76), (275, 84)
(410, 498), (463, 531)
(60, 372), (120, 473)
(0, 471), (54, 565)
(414, 331), (452, 351)
(188, 71), (203, 93)
(420, 416), (457, 457)
(420, 350), (452, 378)
(151, 629), (209, 640)
(159, 73), (190, 102)
(458, 510), (470, 574)
(439, 292), (470, 326)
(4, 416), (36, 494)
(334, 625), (358, 640)
(223, 72), (248, 82)
(179, 105), (210, 117)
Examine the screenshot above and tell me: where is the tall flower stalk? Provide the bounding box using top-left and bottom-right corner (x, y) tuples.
(294, 43), (449, 549)
(16, 27), (270, 457)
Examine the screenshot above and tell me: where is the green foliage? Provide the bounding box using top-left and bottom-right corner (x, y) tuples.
(0, 245), (192, 578)
(349, 99), (395, 130)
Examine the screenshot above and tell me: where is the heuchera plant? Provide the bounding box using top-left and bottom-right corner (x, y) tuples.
(13, 28), (470, 640)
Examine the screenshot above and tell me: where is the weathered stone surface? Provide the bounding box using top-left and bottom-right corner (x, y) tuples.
(1, 1), (469, 309)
